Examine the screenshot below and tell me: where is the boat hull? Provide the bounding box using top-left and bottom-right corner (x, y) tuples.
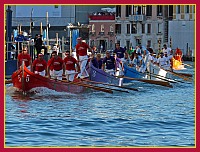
(123, 64), (145, 83)
(89, 64), (123, 86)
(148, 63), (172, 80)
(172, 59), (184, 70)
(11, 65), (85, 93)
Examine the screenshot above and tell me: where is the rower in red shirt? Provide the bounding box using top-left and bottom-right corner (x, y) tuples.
(174, 47), (183, 62)
(47, 51), (65, 80)
(32, 53), (47, 76)
(63, 51), (80, 81)
(76, 37), (91, 78)
(17, 46), (32, 71)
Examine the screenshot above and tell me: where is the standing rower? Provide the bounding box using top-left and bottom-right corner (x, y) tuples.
(76, 37), (91, 78)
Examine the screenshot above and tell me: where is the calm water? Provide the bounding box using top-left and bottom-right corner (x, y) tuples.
(5, 62), (195, 147)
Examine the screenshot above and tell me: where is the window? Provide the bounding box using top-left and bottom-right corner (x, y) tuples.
(147, 40), (151, 47)
(54, 5), (59, 8)
(147, 24), (151, 34)
(101, 24), (104, 32)
(126, 5), (132, 17)
(110, 40), (113, 49)
(137, 6), (141, 15)
(185, 5), (189, 13)
(142, 5), (146, 15)
(132, 5), (135, 15)
(168, 5), (173, 17)
(91, 40), (94, 47)
(110, 25), (114, 32)
(146, 5), (152, 16)
(134, 6), (141, 15)
(177, 5), (180, 14)
(131, 24), (137, 34)
(127, 24), (130, 34)
(157, 5), (163, 16)
(116, 5), (121, 17)
(142, 24), (145, 34)
(158, 23), (162, 33)
(115, 24), (121, 34)
(92, 24), (95, 32)
(126, 41), (130, 49)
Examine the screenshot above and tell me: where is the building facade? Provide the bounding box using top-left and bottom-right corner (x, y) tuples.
(169, 5), (195, 56)
(114, 5), (174, 52)
(88, 12), (115, 51)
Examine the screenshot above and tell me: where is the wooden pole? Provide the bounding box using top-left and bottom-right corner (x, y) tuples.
(40, 22), (43, 35)
(46, 11), (49, 46)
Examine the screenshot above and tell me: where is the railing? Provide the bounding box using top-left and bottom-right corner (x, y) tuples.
(129, 15), (146, 22)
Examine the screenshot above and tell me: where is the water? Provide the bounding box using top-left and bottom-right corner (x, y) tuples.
(5, 62), (195, 147)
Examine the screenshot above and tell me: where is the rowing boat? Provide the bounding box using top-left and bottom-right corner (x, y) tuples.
(89, 64), (123, 86)
(123, 64), (145, 83)
(147, 63), (172, 80)
(172, 58), (184, 70)
(11, 62), (85, 93)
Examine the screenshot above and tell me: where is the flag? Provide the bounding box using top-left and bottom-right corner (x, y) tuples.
(72, 29), (79, 49)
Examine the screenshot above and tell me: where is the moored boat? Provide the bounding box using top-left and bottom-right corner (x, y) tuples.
(11, 62), (85, 93)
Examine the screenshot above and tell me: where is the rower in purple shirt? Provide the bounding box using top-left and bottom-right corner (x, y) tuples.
(113, 43), (126, 59)
(91, 53), (103, 69)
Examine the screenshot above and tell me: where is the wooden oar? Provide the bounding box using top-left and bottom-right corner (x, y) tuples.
(166, 70), (192, 81)
(81, 79), (138, 91)
(182, 62), (193, 68)
(116, 75), (173, 88)
(5, 80), (12, 84)
(59, 79), (113, 94)
(146, 71), (185, 83)
(146, 72), (178, 83)
(74, 80), (129, 93)
(174, 72), (193, 78)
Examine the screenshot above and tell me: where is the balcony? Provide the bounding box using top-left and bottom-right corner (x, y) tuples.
(108, 32), (114, 36)
(99, 32), (105, 36)
(89, 31), (96, 36)
(129, 15), (146, 22)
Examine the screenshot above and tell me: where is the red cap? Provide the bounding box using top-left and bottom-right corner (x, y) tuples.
(38, 53), (43, 56)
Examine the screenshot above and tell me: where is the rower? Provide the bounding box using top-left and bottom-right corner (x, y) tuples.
(102, 51), (116, 75)
(90, 53), (103, 69)
(17, 46), (32, 71)
(47, 51), (65, 80)
(132, 52), (142, 71)
(76, 37), (91, 78)
(113, 43), (126, 59)
(157, 52), (168, 69)
(63, 50), (80, 82)
(162, 44), (171, 56)
(32, 53), (47, 76)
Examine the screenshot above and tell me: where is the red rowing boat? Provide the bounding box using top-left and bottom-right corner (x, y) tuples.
(11, 62), (85, 93)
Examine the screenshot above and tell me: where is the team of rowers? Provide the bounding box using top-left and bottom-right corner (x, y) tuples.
(17, 37), (182, 81)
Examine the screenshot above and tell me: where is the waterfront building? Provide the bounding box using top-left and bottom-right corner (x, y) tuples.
(169, 5), (195, 57)
(88, 11), (115, 51)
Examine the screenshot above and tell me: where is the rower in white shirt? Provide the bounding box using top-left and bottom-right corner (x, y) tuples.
(157, 52), (169, 69)
(162, 44), (171, 56)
